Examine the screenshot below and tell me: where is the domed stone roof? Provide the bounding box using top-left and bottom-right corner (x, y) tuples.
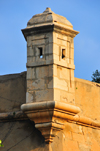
(27, 7), (73, 29)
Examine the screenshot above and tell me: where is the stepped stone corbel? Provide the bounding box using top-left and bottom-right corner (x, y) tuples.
(21, 101), (81, 143)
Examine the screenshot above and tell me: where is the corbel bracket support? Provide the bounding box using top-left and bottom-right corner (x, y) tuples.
(21, 101), (80, 143)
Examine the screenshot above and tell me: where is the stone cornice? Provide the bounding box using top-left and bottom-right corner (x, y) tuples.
(26, 62), (75, 70)
(21, 101), (100, 129)
(22, 24), (79, 41)
(0, 111), (28, 122)
(21, 101), (80, 114)
(69, 115), (100, 129)
(21, 101), (100, 143)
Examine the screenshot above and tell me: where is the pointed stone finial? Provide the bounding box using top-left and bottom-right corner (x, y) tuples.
(43, 7), (52, 13)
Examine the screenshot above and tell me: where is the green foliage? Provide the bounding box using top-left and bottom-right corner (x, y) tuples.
(0, 140), (4, 147)
(91, 70), (100, 83)
(13, 112), (15, 116)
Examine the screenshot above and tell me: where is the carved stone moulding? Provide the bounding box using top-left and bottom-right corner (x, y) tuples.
(21, 101), (80, 143)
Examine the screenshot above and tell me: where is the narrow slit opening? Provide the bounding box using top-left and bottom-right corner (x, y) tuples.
(62, 49), (65, 59)
(38, 47), (43, 58)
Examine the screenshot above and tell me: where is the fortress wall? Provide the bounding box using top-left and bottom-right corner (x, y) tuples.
(0, 72), (26, 113)
(75, 77), (100, 121)
(0, 73), (100, 151)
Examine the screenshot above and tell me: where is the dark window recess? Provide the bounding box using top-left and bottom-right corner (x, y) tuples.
(38, 47), (43, 58)
(62, 49), (65, 59)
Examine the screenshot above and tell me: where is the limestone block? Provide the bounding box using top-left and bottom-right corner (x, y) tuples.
(27, 47), (30, 57)
(62, 39), (67, 47)
(71, 38), (74, 48)
(53, 54), (59, 61)
(35, 55), (39, 61)
(53, 64), (57, 77)
(32, 39), (45, 45)
(36, 66), (49, 79)
(27, 46), (34, 56)
(56, 38), (67, 46)
(57, 66), (61, 78)
(27, 36), (32, 47)
(49, 54), (53, 60)
(27, 68), (35, 79)
(54, 77), (68, 91)
(53, 59), (71, 69)
(66, 57), (69, 64)
(31, 68), (35, 79)
(67, 41), (70, 57)
(45, 44), (49, 54)
(46, 55), (49, 60)
(53, 44), (59, 55)
(53, 32), (58, 43)
(60, 90), (68, 103)
(35, 89), (53, 102)
(27, 68), (31, 79)
(69, 58), (71, 64)
(49, 65), (53, 77)
(54, 89), (61, 101)
(48, 43), (53, 54)
(46, 59), (53, 64)
(27, 57), (33, 63)
(70, 70), (74, 81)
(45, 37), (49, 45)
(71, 48), (74, 59)
(32, 34), (45, 40)
(32, 56), (35, 62)
(26, 91), (33, 103)
(46, 32), (53, 43)
(27, 56), (35, 63)
(27, 60), (54, 67)
(33, 79), (45, 90)
(61, 91), (75, 104)
(46, 54), (53, 61)
(59, 68), (69, 80)
(70, 59), (74, 65)
(27, 79), (45, 90)
(27, 57), (35, 64)
(57, 33), (67, 41)
(48, 77), (53, 89)
(35, 47), (40, 56)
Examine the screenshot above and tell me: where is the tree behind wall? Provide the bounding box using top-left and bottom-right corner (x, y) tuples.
(91, 70), (100, 83)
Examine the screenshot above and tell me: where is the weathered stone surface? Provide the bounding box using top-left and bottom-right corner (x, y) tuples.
(0, 120), (46, 151)
(27, 7), (73, 30)
(1, 72), (100, 150)
(0, 72), (26, 113)
(27, 68), (35, 79)
(75, 78), (100, 121)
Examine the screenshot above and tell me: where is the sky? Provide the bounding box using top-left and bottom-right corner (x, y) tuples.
(0, 0), (100, 81)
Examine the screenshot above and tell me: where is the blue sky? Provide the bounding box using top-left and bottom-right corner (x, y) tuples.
(0, 0), (100, 81)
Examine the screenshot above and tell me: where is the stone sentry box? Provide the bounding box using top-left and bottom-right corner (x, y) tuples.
(21, 7), (79, 143)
